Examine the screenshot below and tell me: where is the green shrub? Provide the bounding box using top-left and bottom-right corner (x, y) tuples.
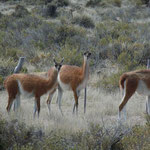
(96, 22), (134, 40)
(44, 0), (53, 4)
(57, 24), (86, 44)
(0, 12), (3, 18)
(120, 126), (150, 150)
(86, 0), (101, 7)
(0, 15), (13, 30)
(0, 116), (44, 150)
(42, 130), (69, 150)
(59, 44), (83, 66)
(86, 0), (121, 7)
(40, 0), (69, 17)
(21, 67), (28, 73)
(0, 75), (3, 89)
(131, 0), (150, 6)
(72, 15), (95, 28)
(100, 70), (124, 90)
(45, 0), (69, 7)
(29, 51), (53, 69)
(145, 115), (150, 127)
(113, 0), (122, 7)
(54, 0), (69, 7)
(95, 21), (150, 72)
(0, 58), (16, 77)
(12, 5), (30, 18)
(5, 48), (23, 61)
(46, 3), (57, 17)
(2, 114), (147, 150)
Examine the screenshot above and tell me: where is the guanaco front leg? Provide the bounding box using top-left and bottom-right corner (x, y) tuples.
(84, 88), (87, 114)
(73, 90), (79, 115)
(146, 96), (150, 115)
(57, 86), (63, 115)
(47, 88), (56, 114)
(34, 97), (40, 118)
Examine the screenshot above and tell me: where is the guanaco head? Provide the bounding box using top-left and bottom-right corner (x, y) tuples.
(83, 51), (91, 59)
(53, 58), (64, 72)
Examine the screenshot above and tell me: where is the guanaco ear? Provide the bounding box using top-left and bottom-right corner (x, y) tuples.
(88, 52), (91, 56)
(60, 57), (64, 64)
(53, 58), (57, 64)
(84, 51), (86, 55)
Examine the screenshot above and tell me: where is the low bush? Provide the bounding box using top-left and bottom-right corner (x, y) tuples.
(58, 44), (83, 66)
(56, 24), (86, 44)
(0, 58), (16, 75)
(41, 122), (128, 150)
(46, 3), (57, 17)
(119, 125), (150, 150)
(95, 21), (150, 72)
(72, 15), (95, 28)
(86, 0), (121, 7)
(1, 113), (150, 150)
(86, 0), (102, 7)
(100, 70), (124, 90)
(0, 12), (3, 18)
(0, 116), (44, 150)
(52, 0), (69, 7)
(12, 5), (30, 18)
(131, 0), (150, 6)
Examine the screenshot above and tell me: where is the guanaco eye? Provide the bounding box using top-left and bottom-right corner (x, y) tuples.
(84, 52), (86, 55)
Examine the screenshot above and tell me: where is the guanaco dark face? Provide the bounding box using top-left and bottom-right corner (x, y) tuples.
(53, 58), (64, 72)
(84, 51), (91, 59)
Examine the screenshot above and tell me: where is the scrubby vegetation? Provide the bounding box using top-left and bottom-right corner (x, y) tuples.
(72, 15), (95, 28)
(0, 114), (150, 150)
(0, 0), (150, 149)
(0, 0), (150, 90)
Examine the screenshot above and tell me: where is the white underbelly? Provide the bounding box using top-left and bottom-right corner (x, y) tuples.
(77, 79), (87, 91)
(136, 80), (150, 96)
(57, 74), (71, 91)
(17, 80), (34, 98)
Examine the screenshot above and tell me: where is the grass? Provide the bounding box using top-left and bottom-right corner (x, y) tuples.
(0, 76), (148, 149)
(0, 76), (146, 131)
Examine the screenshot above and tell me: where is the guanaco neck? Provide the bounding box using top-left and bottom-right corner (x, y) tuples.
(46, 69), (58, 90)
(81, 56), (89, 81)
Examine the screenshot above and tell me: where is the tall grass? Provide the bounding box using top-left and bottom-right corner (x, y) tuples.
(0, 75), (146, 132)
(0, 73), (148, 149)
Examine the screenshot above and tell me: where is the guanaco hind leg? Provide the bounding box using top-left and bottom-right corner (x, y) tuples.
(34, 99), (37, 118)
(37, 97), (40, 117)
(6, 96), (14, 112)
(7, 92), (18, 112)
(6, 79), (19, 113)
(119, 78), (138, 120)
(13, 94), (20, 111)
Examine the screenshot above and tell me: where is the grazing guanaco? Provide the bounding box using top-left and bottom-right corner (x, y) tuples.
(119, 69), (150, 120)
(46, 51), (91, 115)
(4, 58), (63, 118)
